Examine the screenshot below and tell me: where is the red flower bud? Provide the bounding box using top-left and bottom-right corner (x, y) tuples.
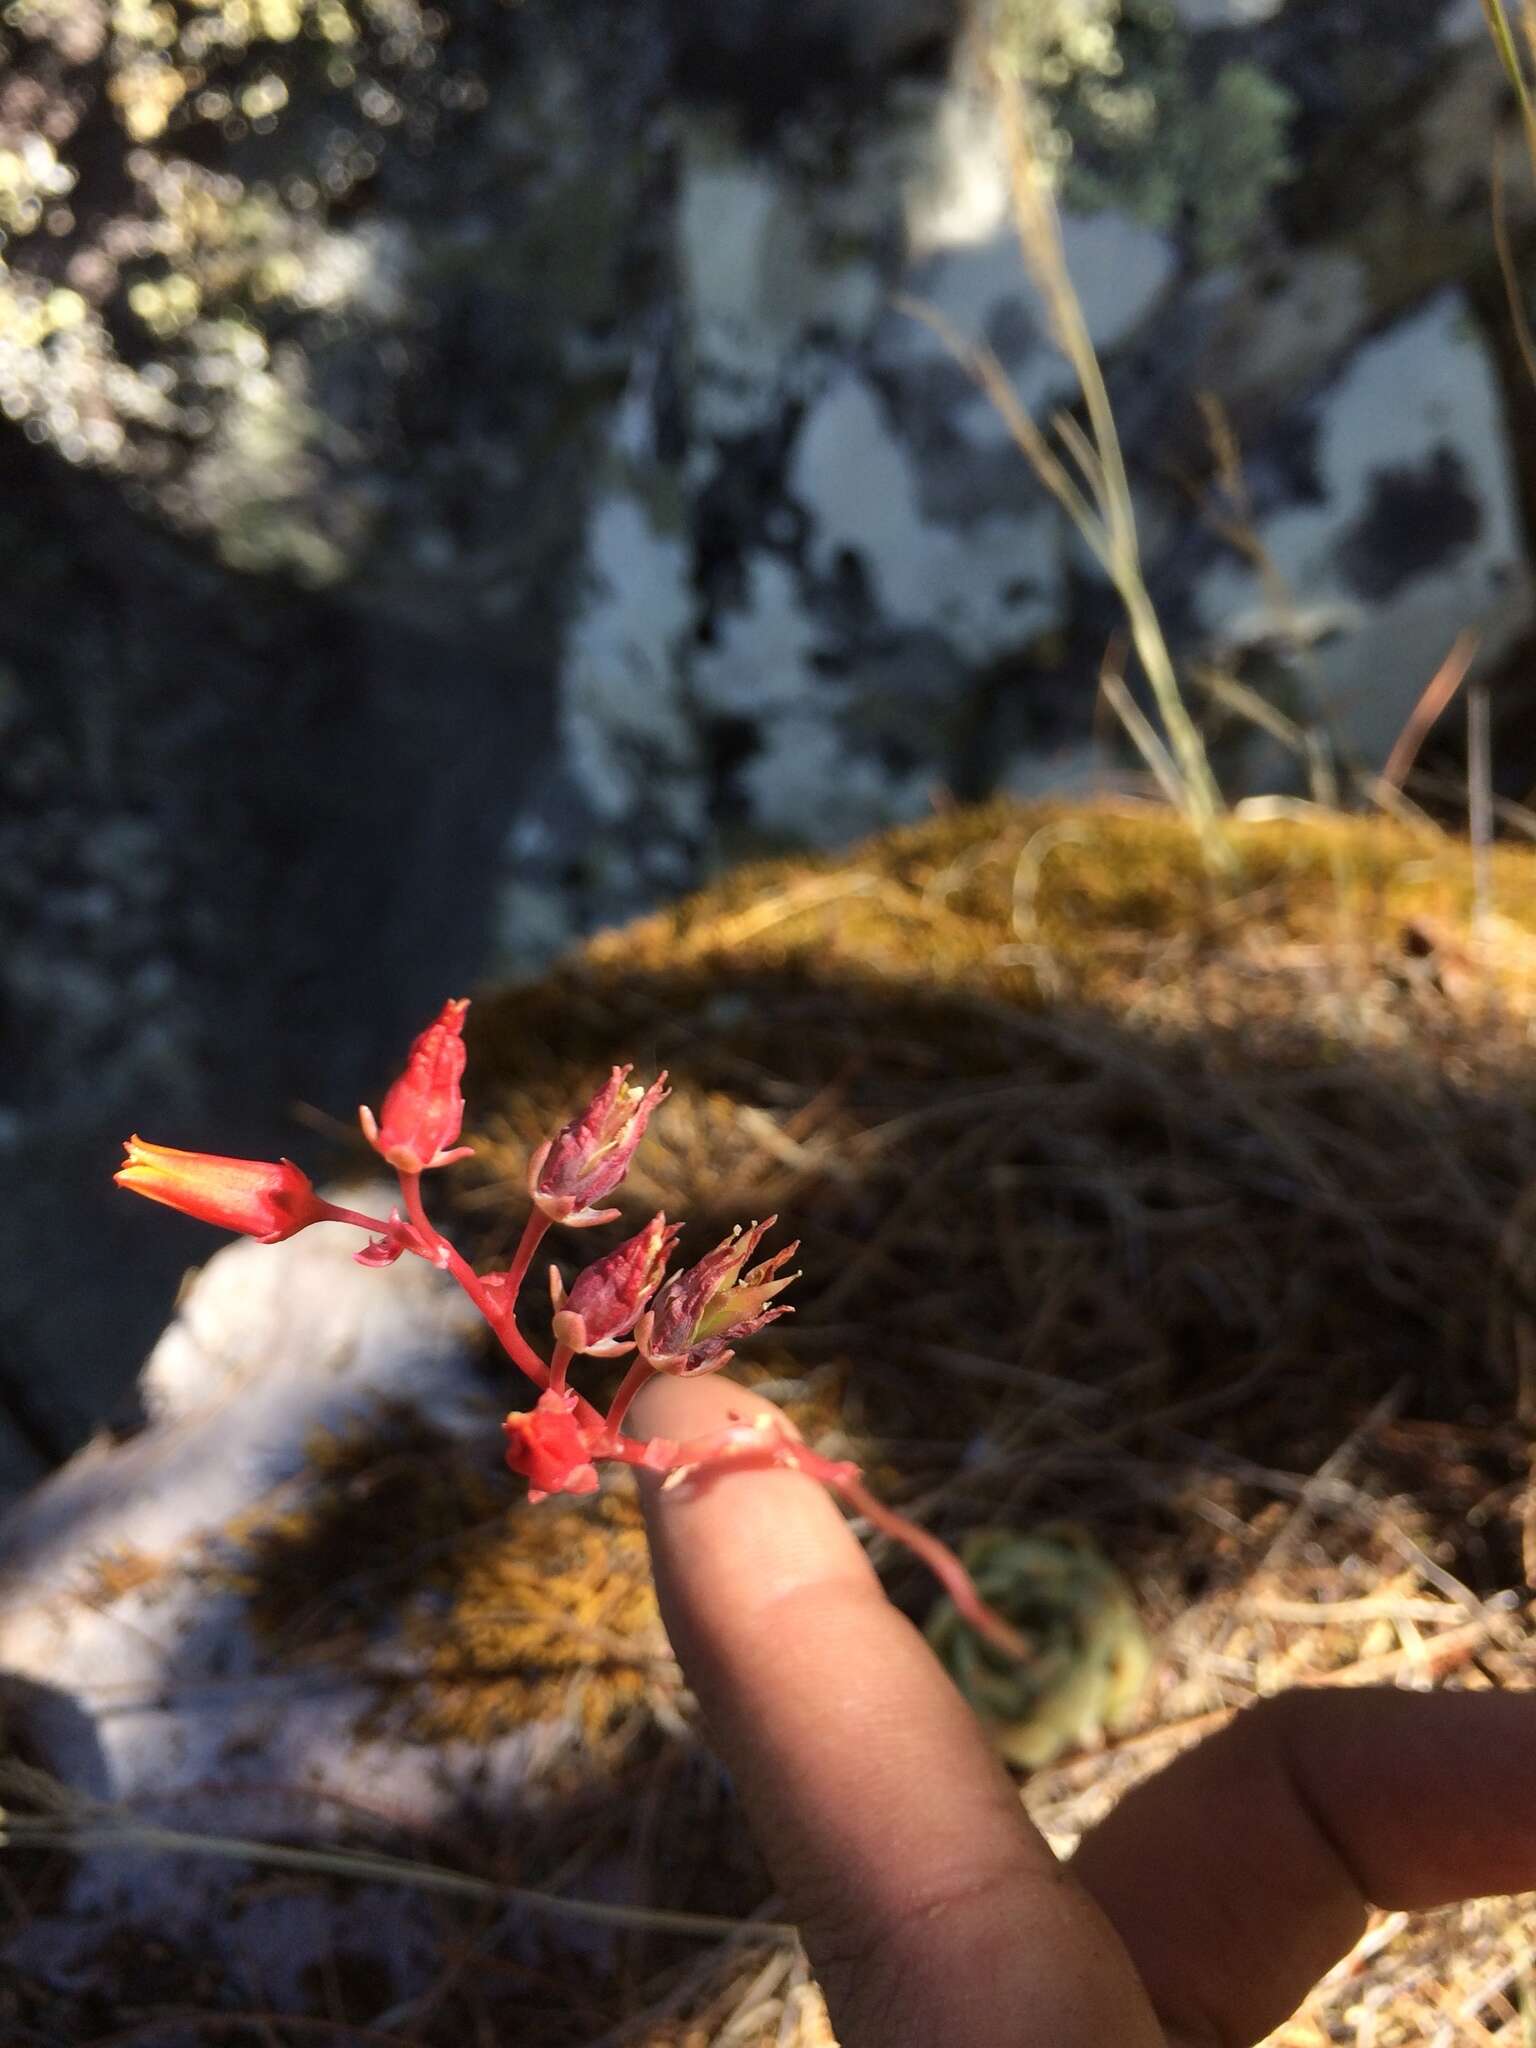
(634, 1217), (797, 1376)
(115, 1139), (331, 1244)
(528, 1066), (669, 1226)
(502, 1389), (602, 1502)
(359, 998), (473, 1174)
(549, 1213), (681, 1356)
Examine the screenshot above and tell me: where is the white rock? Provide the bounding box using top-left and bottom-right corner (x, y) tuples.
(692, 555), (822, 717)
(0, 1194), (557, 1987)
(899, 83), (1175, 385)
(792, 370), (1060, 659)
(741, 709), (936, 842)
(1171, 0), (1285, 21)
(1195, 289), (1534, 769)
(678, 123), (884, 436)
(562, 485), (702, 829)
(1, 1188), (484, 1594)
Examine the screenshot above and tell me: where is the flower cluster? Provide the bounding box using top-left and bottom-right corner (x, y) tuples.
(116, 1000), (1026, 1658)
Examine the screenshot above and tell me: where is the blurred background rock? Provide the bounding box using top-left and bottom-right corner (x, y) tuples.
(3, 0), (1535, 1487)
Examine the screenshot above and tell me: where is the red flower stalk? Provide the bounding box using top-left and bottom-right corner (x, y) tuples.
(550, 1213), (681, 1357)
(115, 1139), (334, 1244)
(528, 1066), (669, 1226)
(502, 1389), (603, 1502)
(359, 998), (473, 1174)
(634, 1217), (797, 1376)
(117, 1005), (1031, 1664)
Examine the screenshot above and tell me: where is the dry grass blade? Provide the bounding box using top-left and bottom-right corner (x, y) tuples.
(1099, 667), (1186, 813)
(991, 69), (1228, 862)
(902, 62), (1229, 870)
(1491, 134), (1536, 392)
(0, 1774), (793, 1943)
(1483, 0), (1536, 171)
(1380, 632), (1479, 793)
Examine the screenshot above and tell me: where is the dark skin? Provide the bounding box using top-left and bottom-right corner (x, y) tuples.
(635, 1374), (1536, 2048)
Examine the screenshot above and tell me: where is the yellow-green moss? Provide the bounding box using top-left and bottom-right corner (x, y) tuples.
(448, 801), (1536, 1557)
(233, 803), (1536, 1745)
(223, 1402), (670, 1747)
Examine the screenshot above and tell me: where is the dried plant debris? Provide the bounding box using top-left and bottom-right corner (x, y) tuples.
(12, 800), (1536, 2043)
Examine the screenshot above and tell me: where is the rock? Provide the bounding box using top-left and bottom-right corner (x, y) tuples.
(1192, 290), (1533, 769)
(1171, 0), (1286, 27)
(0, 1187), (486, 1589)
(678, 118), (885, 437)
(793, 371), (1059, 656)
(0, 1177), (682, 2025)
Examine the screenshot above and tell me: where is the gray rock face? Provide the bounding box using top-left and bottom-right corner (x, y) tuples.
(2, 0), (1535, 1462)
(1190, 290), (1533, 779)
(0, 1204), (553, 2017)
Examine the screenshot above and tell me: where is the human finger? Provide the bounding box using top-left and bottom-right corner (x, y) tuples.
(633, 1373), (1163, 2048)
(1073, 1684), (1536, 2047)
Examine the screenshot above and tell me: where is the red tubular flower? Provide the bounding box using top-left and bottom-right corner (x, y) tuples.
(634, 1217), (797, 1376)
(502, 1389), (603, 1501)
(528, 1066), (669, 1226)
(549, 1213), (681, 1357)
(359, 997), (473, 1174)
(115, 1139), (332, 1244)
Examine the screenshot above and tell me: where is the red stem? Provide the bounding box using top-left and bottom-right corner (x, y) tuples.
(608, 1422), (1029, 1664)
(315, 1199), (398, 1234)
(503, 1210), (549, 1301)
(602, 1357), (656, 1436)
(359, 1185), (1011, 1654)
(375, 1177), (1022, 1654)
(828, 1472), (1031, 1664)
(398, 1171), (550, 1390)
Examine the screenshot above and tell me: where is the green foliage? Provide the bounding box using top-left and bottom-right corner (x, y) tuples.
(0, 0), (461, 578)
(988, 0), (1297, 265)
(926, 1525), (1152, 1769)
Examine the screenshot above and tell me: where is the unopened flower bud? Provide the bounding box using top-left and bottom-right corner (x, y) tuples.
(359, 998), (473, 1174)
(502, 1389), (602, 1502)
(549, 1213), (681, 1356)
(528, 1066), (668, 1226)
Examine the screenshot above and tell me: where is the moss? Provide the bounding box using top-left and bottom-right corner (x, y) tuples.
(79, 1546), (167, 1604)
(223, 1402), (667, 1747)
(450, 801), (1536, 1512)
(470, 801), (1536, 1030)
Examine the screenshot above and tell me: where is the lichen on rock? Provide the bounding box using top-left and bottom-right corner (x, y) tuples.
(0, 0), (443, 577)
(990, 0), (1297, 264)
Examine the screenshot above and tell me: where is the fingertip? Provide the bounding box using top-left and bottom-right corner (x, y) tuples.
(628, 1374), (1142, 2048)
(629, 1366), (771, 1443)
(631, 1372), (881, 1669)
